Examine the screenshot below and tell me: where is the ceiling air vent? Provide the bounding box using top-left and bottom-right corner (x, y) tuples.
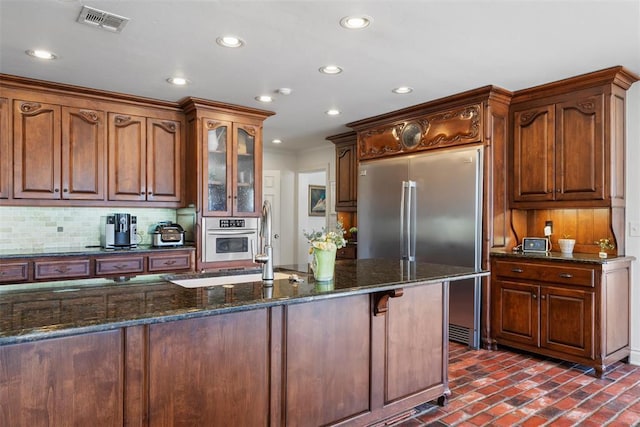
(77, 5), (129, 33)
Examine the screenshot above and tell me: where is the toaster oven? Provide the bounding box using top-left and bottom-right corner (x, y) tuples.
(152, 222), (185, 247)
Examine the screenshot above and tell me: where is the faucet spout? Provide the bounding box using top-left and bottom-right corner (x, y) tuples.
(255, 200), (274, 283)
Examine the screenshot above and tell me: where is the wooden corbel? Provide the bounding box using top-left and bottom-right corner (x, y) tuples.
(373, 288), (404, 316)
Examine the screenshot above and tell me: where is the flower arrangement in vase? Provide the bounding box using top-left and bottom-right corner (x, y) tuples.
(304, 223), (347, 282)
(595, 238), (615, 258)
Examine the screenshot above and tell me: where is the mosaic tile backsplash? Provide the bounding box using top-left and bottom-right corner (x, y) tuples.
(0, 207), (177, 252)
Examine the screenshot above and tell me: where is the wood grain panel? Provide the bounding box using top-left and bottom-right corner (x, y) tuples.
(542, 286), (594, 358)
(108, 113), (146, 201)
(148, 310), (269, 426)
(0, 330), (124, 426)
(604, 268), (629, 355)
(285, 294), (371, 426)
(0, 98), (8, 199)
(147, 118), (181, 201)
(386, 284), (444, 403)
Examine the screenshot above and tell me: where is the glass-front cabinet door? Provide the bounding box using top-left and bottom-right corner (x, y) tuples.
(202, 119), (260, 216)
(203, 119), (232, 216)
(234, 123), (259, 215)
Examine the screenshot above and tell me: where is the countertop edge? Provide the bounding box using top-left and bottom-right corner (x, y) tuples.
(0, 270), (488, 346)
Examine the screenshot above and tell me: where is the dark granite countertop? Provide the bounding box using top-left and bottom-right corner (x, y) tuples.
(0, 259), (487, 345)
(490, 249), (636, 264)
(0, 244), (195, 259)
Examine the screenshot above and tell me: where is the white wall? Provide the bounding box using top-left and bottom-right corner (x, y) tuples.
(626, 83), (640, 365)
(297, 171), (327, 265)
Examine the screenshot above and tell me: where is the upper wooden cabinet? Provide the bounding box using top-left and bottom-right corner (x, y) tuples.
(108, 113), (182, 203)
(13, 101), (105, 200)
(510, 66), (638, 209)
(327, 131), (357, 211)
(180, 98), (274, 218)
(0, 98), (9, 199)
(201, 119), (261, 216)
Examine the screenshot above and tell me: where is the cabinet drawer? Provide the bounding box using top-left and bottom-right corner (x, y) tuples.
(494, 260), (594, 287)
(0, 262), (29, 283)
(337, 245), (356, 260)
(148, 253), (191, 272)
(34, 259), (90, 280)
(95, 257), (144, 275)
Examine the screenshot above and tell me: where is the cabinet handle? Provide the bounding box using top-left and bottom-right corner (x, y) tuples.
(55, 266), (71, 273)
(164, 260), (176, 266)
(559, 273), (573, 279)
(532, 293), (537, 299)
(511, 268), (523, 273)
(114, 264), (129, 270)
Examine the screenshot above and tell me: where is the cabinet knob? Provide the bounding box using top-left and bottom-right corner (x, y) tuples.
(63, 188), (68, 193)
(541, 295), (546, 300)
(140, 191), (145, 195)
(274, 234), (280, 239)
(54, 188), (60, 193)
(148, 192), (153, 195)
(532, 293), (537, 299)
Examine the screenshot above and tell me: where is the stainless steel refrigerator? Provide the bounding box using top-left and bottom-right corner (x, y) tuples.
(358, 146), (482, 348)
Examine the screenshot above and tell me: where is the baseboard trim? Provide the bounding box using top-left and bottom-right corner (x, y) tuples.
(629, 348), (640, 366)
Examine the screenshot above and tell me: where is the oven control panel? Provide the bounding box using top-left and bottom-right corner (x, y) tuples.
(219, 219), (246, 228)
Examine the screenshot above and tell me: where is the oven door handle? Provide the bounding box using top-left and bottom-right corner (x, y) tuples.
(207, 230), (257, 236)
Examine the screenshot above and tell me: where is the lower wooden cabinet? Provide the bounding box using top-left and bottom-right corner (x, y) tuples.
(0, 330), (124, 426)
(1, 280), (449, 426)
(491, 257), (631, 377)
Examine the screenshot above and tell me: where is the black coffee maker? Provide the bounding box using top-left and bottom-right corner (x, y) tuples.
(100, 213), (138, 249)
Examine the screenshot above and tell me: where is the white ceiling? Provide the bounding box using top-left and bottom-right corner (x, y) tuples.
(1, 0), (639, 152)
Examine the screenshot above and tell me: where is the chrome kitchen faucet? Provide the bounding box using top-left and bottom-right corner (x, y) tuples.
(254, 200), (274, 284)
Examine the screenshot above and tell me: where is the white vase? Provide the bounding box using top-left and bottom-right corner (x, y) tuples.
(558, 238), (576, 254)
(599, 251), (608, 258)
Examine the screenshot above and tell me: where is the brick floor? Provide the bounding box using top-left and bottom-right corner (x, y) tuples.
(394, 343), (640, 427)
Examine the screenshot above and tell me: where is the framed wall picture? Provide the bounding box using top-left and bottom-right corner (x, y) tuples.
(308, 185), (326, 216)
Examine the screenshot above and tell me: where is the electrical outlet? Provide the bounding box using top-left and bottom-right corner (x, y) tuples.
(544, 220), (553, 237)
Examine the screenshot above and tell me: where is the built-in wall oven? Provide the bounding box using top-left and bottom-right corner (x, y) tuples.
(202, 217), (259, 263)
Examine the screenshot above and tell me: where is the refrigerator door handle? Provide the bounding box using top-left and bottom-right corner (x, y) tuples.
(407, 181), (416, 261)
(401, 181), (416, 261)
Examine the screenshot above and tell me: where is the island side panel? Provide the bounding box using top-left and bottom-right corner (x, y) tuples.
(284, 294), (371, 426)
(147, 309), (270, 426)
(385, 283), (447, 404)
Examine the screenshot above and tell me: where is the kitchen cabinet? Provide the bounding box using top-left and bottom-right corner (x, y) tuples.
(0, 97), (9, 199)
(510, 66), (637, 209)
(0, 330), (124, 426)
(95, 255), (145, 277)
(202, 119), (261, 216)
(491, 256), (631, 377)
(147, 251), (192, 272)
(13, 100), (105, 200)
(33, 258), (91, 281)
(327, 130), (357, 211)
(107, 113), (182, 203)
(337, 243), (357, 259)
(147, 309), (270, 426)
(0, 261), (29, 284)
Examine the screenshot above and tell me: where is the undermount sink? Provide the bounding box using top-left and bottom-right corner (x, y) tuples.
(169, 272), (290, 288)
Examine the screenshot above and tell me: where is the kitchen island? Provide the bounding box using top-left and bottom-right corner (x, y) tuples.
(0, 259), (487, 427)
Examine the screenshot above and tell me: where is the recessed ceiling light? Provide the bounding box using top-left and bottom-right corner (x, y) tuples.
(167, 77), (189, 86)
(272, 139), (282, 144)
(26, 49), (57, 60)
(340, 15), (372, 29)
(326, 109), (341, 116)
(255, 95), (273, 103)
(392, 86), (413, 94)
(319, 65), (343, 75)
(216, 36), (244, 48)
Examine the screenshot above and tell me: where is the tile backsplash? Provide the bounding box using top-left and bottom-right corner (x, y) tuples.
(0, 207), (176, 251)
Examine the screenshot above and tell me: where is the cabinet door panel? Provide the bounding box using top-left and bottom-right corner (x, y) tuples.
(108, 113), (146, 201)
(62, 107), (105, 200)
(34, 259), (91, 280)
(386, 283), (444, 403)
(0, 262), (29, 283)
(336, 143), (356, 209)
(148, 310), (269, 426)
(202, 119), (232, 216)
(147, 253), (191, 272)
(285, 295), (370, 426)
(234, 123), (260, 215)
(13, 100), (62, 199)
(95, 256), (144, 276)
(0, 330), (123, 426)
(147, 118), (181, 202)
(494, 280), (539, 346)
(542, 286), (594, 358)
(555, 94), (604, 201)
(0, 98), (8, 199)
(512, 105), (555, 202)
